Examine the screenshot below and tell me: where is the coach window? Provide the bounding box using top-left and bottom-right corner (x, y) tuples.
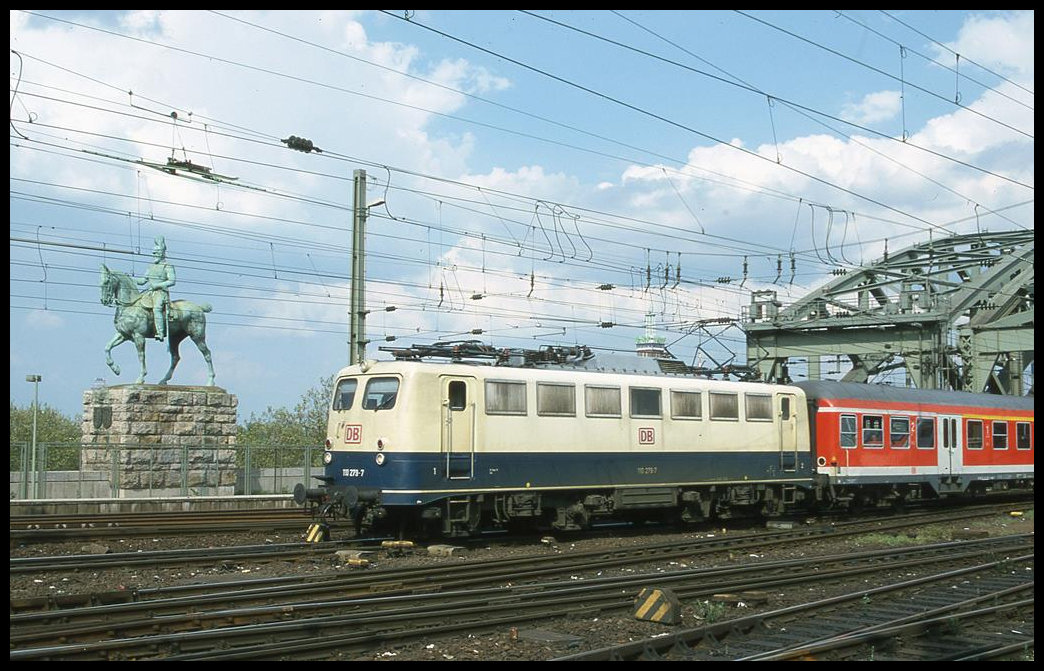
(889, 416), (910, 448)
(362, 377), (399, 411)
(1016, 422), (1032, 450)
(709, 392), (739, 421)
(670, 390), (702, 420)
(916, 417), (935, 449)
(485, 380), (527, 415)
(862, 415), (884, 448)
(966, 419), (984, 450)
(332, 378), (358, 410)
(992, 421), (1008, 450)
(840, 414), (857, 448)
(745, 394), (773, 422)
(585, 385), (621, 417)
(630, 387), (662, 418)
(537, 383), (576, 417)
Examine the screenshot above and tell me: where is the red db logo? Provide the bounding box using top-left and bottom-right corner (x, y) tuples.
(344, 424), (362, 444)
(638, 427), (655, 444)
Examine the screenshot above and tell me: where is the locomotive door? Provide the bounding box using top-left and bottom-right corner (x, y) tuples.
(441, 376), (476, 480)
(937, 414), (963, 477)
(778, 393), (798, 471)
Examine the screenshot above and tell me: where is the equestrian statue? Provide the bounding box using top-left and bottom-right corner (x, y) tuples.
(100, 236), (216, 386)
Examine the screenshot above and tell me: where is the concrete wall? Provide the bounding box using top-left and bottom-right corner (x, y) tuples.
(11, 467), (315, 500)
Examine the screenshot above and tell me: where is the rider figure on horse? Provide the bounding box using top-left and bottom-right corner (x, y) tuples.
(137, 236), (176, 341)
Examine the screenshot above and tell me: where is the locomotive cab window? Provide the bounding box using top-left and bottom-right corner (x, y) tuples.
(966, 419), (984, 450)
(916, 418), (935, 449)
(840, 414), (857, 448)
(670, 390), (702, 420)
(992, 421), (1008, 450)
(485, 380), (527, 415)
(332, 378), (358, 410)
(745, 393), (772, 421)
(862, 415), (884, 448)
(362, 377), (399, 411)
(889, 416), (910, 448)
(630, 387), (662, 418)
(585, 385), (621, 417)
(537, 383), (576, 417)
(709, 392), (739, 421)
(1016, 422), (1032, 450)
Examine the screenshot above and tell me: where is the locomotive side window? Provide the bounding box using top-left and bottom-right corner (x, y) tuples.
(916, 417), (935, 449)
(992, 421), (1008, 450)
(709, 392), (738, 421)
(670, 390), (702, 420)
(744, 394), (773, 421)
(485, 380), (527, 415)
(889, 416), (910, 448)
(1016, 422), (1032, 450)
(585, 385), (621, 417)
(362, 377), (399, 410)
(840, 414), (857, 448)
(448, 380), (467, 411)
(537, 383), (576, 417)
(630, 387), (662, 418)
(862, 415), (884, 448)
(966, 419), (984, 450)
(332, 378), (358, 410)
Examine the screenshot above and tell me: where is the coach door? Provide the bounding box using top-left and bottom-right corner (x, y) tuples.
(937, 414), (964, 477)
(441, 376), (476, 479)
(778, 393), (798, 472)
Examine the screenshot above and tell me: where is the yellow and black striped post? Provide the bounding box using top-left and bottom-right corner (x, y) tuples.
(633, 586), (682, 624)
(304, 522), (329, 543)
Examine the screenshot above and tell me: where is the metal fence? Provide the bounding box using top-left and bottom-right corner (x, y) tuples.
(9, 442), (324, 500)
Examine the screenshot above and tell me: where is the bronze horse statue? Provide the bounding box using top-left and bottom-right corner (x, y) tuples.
(100, 264), (216, 386)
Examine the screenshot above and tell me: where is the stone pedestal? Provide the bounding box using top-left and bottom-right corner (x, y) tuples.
(81, 385), (238, 498)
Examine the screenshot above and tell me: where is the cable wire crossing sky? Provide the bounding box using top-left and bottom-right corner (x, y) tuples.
(9, 10), (1035, 420)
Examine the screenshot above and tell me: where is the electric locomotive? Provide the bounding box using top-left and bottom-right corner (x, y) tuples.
(295, 342), (816, 537)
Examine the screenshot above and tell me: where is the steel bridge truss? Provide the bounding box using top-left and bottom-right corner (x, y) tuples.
(744, 230), (1034, 395)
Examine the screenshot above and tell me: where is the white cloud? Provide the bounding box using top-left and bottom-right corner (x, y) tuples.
(24, 309), (65, 329)
(840, 90), (901, 126)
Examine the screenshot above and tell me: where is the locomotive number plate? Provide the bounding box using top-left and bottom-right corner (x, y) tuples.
(342, 468), (366, 477)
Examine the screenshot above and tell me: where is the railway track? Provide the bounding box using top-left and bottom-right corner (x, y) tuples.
(9, 500), (1025, 578)
(554, 554), (1033, 661)
(9, 507), (318, 543)
(9, 504), (1033, 660)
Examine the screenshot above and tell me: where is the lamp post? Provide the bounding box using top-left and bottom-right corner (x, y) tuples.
(25, 374), (41, 499)
(349, 169), (386, 366)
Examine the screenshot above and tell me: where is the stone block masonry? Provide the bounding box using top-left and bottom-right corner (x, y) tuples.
(81, 385), (238, 497)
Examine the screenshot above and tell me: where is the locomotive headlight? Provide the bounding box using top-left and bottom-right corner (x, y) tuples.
(375, 452), (386, 466)
(323, 451), (333, 465)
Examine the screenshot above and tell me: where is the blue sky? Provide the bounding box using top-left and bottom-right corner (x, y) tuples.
(10, 10), (1035, 422)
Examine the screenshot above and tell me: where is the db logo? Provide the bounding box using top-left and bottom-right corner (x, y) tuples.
(344, 424), (362, 444)
(638, 427), (655, 444)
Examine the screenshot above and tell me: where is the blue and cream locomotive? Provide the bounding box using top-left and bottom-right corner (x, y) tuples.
(295, 342), (818, 537)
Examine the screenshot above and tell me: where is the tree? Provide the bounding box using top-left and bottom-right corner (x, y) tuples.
(237, 373), (335, 447)
(9, 401), (81, 445)
(9, 401), (82, 471)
